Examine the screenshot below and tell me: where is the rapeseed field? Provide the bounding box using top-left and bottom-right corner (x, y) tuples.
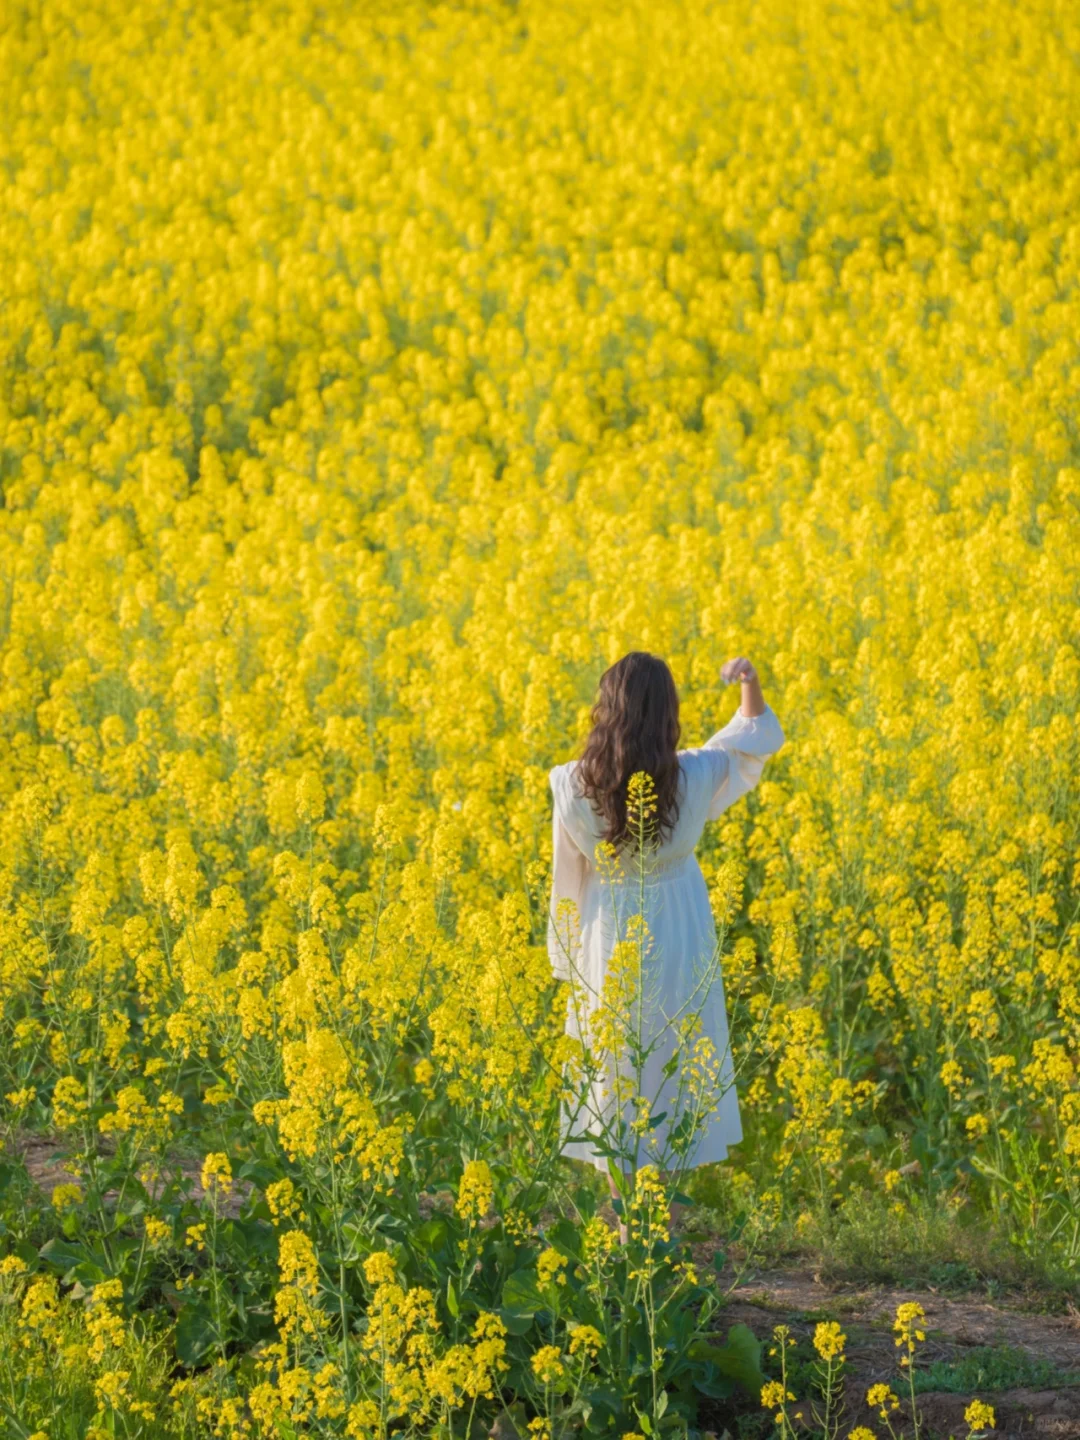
(1, 0), (1079, 1433)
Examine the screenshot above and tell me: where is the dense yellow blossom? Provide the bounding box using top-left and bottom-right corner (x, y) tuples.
(2, 0), (1080, 1429)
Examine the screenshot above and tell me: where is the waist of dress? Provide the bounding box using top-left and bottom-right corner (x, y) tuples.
(594, 852), (698, 885)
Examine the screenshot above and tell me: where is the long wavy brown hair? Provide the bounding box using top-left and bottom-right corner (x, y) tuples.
(576, 651), (682, 850)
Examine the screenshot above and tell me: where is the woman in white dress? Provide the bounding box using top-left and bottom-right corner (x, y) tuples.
(546, 651), (785, 1185)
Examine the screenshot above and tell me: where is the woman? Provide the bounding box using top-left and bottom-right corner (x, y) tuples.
(546, 651), (785, 1181)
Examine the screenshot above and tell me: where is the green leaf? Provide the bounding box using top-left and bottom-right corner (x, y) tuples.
(413, 1217), (449, 1255)
(224, 1216), (276, 1260)
(572, 1185), (596, 1221)
(689, 1322), (765, 1397)
(666, 1112), (695, 1148)
(38, 1237), (91, 1278)
(73, 1259), (108, 1285)
(583, 1393), (619, 1433)
(236, 1159), (280, 1189)
(544, 1217), (581, 1260)
(693, 1373), (738, 1400)
(175, 1301), (217, 1366)
(500, 1267), (545, 1318)
(13, 1237), (38, 1270)
(446, 1274), (460, 1318)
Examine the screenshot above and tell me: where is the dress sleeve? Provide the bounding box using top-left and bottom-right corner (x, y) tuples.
(547, 768), (588, 982)
(700, 702), (786, 822)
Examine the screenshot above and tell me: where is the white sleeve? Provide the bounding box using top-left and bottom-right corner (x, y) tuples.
(546, 772), (588, 982)
(700, 702), (786, 822)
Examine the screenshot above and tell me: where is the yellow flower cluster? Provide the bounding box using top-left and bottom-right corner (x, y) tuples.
(0, 1262), (173, 1431)
(455, 1159), (495, 1224)
(965, 1399), (996, 1434)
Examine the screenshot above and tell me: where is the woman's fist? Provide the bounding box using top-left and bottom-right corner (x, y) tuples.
(721, 656), (758, 685)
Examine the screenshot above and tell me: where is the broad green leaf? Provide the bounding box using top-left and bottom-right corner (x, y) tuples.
(689, 1322), (765, 1396)
(500, 1267), (545, 1317)
(38, 1237), (91, 1278)
(413, 1217), (449, 1254)
(544, 1217), (581, 1260)
(175, 1301), (218, 1366)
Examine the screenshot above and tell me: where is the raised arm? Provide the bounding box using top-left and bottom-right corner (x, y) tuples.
(701, 657), (785, 819)
(720, 654), (765, 718)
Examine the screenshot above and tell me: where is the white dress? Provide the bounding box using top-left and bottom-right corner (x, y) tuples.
(546, 703), (786, 1172)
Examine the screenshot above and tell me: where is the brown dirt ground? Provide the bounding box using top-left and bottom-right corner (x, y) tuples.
(15, 1131), (249, 1216)
(715, 1267), (1080, 1439)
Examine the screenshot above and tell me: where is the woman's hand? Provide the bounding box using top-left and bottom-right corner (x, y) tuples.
(720, 656), (757, 685)
(721, 656), (765, 717)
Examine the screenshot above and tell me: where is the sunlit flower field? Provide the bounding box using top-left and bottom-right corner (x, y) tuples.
(2, 0), (1080, 1433)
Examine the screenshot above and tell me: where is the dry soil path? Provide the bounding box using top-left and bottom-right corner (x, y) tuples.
(717, 1267), (1080, 1439)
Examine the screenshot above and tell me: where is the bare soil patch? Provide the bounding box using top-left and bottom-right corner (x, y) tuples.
(13, 1131), (249, 1216)
(714, 1267), (1080, 1439)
